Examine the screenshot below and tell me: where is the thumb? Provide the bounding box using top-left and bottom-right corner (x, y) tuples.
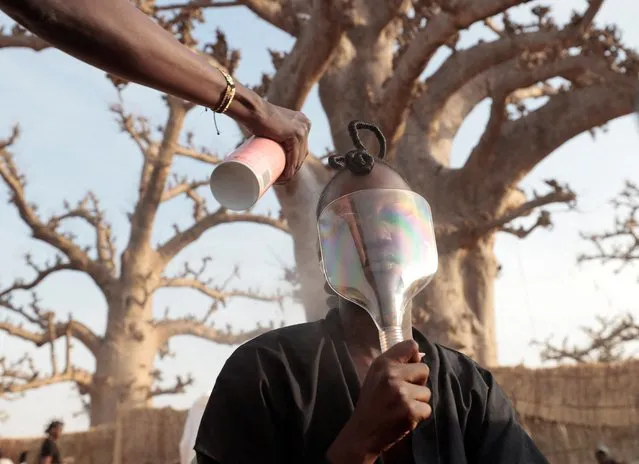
(382, 339), (420, 364)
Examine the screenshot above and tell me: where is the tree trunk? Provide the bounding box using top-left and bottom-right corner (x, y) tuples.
(413, 238), (498, 366)
(275, 162), (331, 322)
(89, 285), (159, 425)
(394, 119), (501, 366)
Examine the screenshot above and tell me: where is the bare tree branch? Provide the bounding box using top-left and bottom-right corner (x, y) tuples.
(162, 174), (210, 221)
(410, 1), (610, 161)
(0, 127), (116, 287)
(157, 207), (289, 261)
(381, 0), (531, 142)
(155, 317), (276, 345)
(0, 254), (74, 295)
(415, 15), (631, 174)
(405, 53), (600, 168)
(111, 97), (220, 210)
(579, 181), (639, 270)
(148, 373), (194, 398)
(265, 0), (353, 110)
(111, 99), (154, 160)
(128, 97), (189, 251)
(415, 28), (563, 134)
(577, 0), (605, 35)
(0, 357), (93, 396)
(173, 144), (221, 164)
(153, 0), (241, 12)
(359, 1), (412, 35)
(161, 275), (284, 304)
(460, 180), (576, 240)
(0, 315), (94, 397)
(0, 263), (102, 355)
(500, 211), (555, 239)
(0, 24), (49, 51)
(459, 55), (611, 176)
(0, 296), (101, 355)
(155, 257), (284, 345)
(492, 79), (637, 187)
(536, 313), (639, 364)
(463, 93), (508, 170)
(45, 314), (59, 375)
(507, 82), (559, 103)
(484, 17), (505, 37)
(160, 257), (284, 305)
(236, 0), (309, 37)
(46, 192), (117, 272)
(162, 174), (209, 201)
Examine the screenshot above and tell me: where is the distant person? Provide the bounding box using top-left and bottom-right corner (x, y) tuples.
(0, 0), (310, 183)
(17, 452), (27, 464)
(0, 448), (14, 464)
(595, 444), (627, 464)
(40, 420), (63, 464)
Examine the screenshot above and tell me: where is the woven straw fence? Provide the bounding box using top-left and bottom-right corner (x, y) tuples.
(0, 408), (185, 464)
(493, 360), (639, 464)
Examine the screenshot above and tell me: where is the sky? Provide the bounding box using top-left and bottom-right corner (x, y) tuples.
(1, 0), (638, 438)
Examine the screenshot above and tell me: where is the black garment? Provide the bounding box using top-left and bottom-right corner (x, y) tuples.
(39, 437), (61, 464)
(195, 308), (548, 464)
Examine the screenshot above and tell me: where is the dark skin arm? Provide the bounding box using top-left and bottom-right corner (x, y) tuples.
(0, 0), (310, 180)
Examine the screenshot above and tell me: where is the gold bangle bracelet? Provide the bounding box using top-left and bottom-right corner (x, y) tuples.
(214, 67), (236, 114)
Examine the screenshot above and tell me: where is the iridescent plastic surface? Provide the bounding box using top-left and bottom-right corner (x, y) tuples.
(318, 189), (438, 350)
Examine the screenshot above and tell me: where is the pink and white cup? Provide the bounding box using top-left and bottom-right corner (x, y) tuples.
(209, 137), (286, 211)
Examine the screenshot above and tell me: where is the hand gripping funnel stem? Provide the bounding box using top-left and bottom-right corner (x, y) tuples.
(318, 189), (438, 351)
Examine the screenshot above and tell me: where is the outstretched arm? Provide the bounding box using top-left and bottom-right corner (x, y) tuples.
(1, 0), (262, 123)
(0, 0), (310, 178)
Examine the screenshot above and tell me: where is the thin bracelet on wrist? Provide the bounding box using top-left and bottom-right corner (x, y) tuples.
(213, 66), (236, 114)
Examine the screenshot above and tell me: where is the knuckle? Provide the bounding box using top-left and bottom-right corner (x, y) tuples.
(294, 115), (311, 134)
(395, 384), (411, 403)
(408, 401), (431, 422)
(424, 403), (433, 419)
(382, 364), (399, 382)
(424, 387), (432, 402)
(382, 371), (398, 389)
(382, 375), (401, 395)
(403, 402), (419, 423)
(406, 402), (419, 418)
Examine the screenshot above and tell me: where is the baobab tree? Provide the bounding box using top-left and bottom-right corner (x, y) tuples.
(1, 0), (638, 373)
(538, 181), (639, 364)
(0, 36), (289, 424)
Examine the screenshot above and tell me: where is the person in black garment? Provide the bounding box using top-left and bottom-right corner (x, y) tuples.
(39, 420), (63, 464)
(194, 122), (548, 464)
